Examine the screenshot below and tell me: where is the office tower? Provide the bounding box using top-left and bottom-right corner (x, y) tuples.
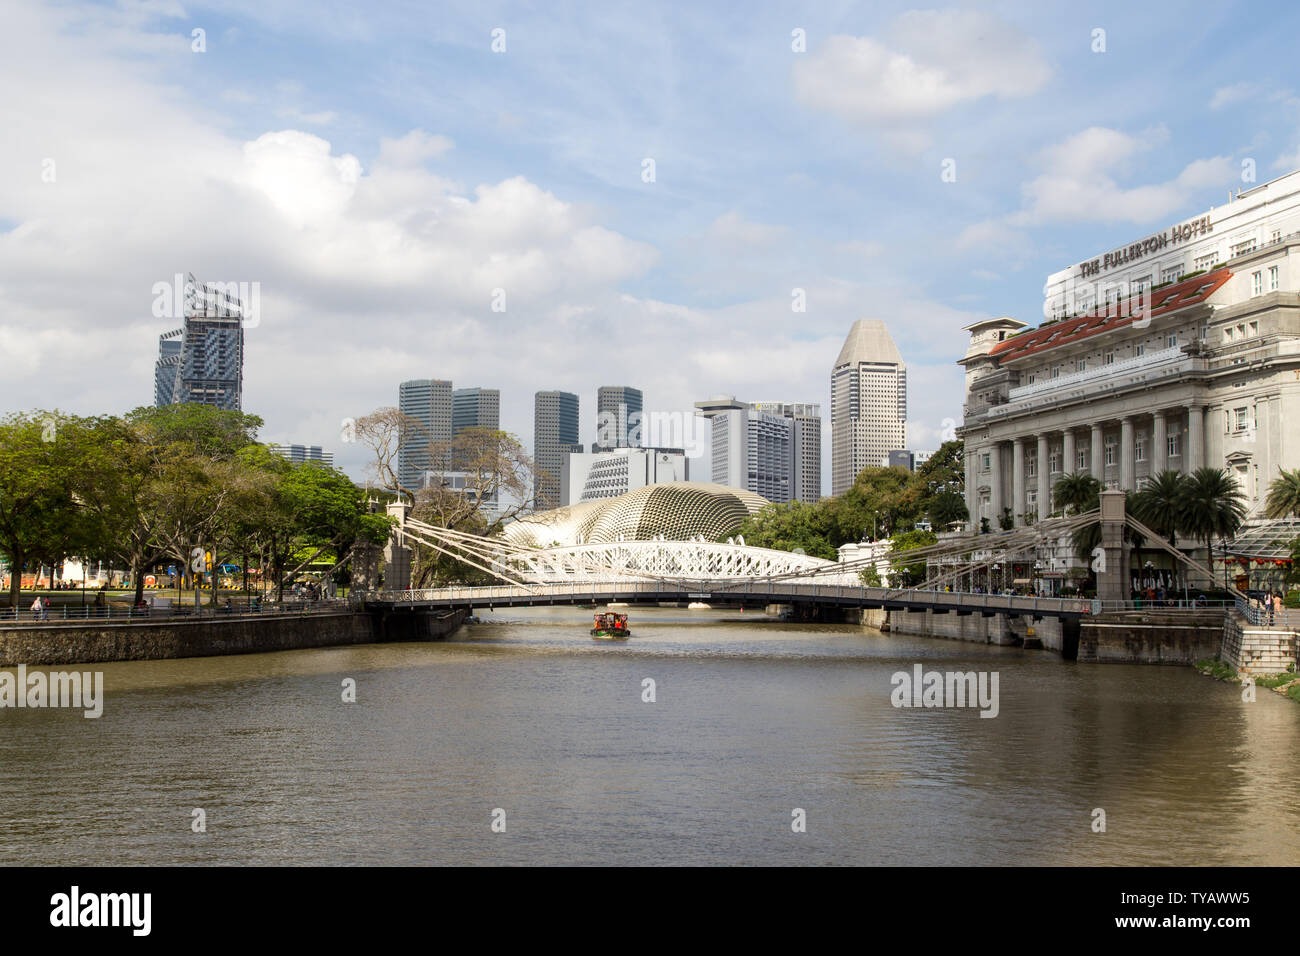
(831, 319), (907, 496)
(534, 391), (580, 510)
(754, 401), (822, 503)
(595, 385), (644, 450)
(398, 379), (453, 491)
(452, 387), (501, 435)
(154, 273), (245, 411)
(694, 395), (812, 504)
(269, 444), (334, 467)
(561, 447), (689, 506)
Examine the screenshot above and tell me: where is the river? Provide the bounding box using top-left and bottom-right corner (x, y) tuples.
(1, 606), (1296, 865)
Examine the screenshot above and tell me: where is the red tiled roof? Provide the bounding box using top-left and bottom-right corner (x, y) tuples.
(989, 267), (1232, 364)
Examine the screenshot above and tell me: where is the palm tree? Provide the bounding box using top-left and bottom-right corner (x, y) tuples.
(1182, 467), (1249, 572)
(1131, 470), (1189, 546)
(1265, 468), (1300, 519)
(1053, 472), (1101, 515)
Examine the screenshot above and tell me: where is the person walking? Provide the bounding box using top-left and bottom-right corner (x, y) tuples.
(30, 595), (42, 621)
(1271, 591), (1281, 626)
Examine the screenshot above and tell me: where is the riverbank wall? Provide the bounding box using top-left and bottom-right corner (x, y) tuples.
(0, 609), (468, 666)
(1221, 610), (1298, 676)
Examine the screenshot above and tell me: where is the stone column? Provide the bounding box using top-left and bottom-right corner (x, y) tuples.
(988, 443), (1003, 528)
(1187, 404), (1204, 472)
(1063, 430), (1076, 477)
(965, 449), (976, 528)
(1037, 433), (1050, 521)
(1120, 417), (1135, 490)
(1152, 411), (1167, 476)
(1012, 438), (1026, 527)
(1091, 423), (1104, 480)
(1098, 489), (1128, 605)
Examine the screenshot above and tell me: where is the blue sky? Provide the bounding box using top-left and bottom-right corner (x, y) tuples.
(2, 0), (1298, 491)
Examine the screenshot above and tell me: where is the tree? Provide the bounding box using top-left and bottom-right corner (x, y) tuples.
(926, 489), (968, 529)
(735, 500), (839, 560)
(353, 407), (423, 504)
(1182, 467), (1248, 568)
(1131, 470), (1190, 546)
(888, 528), (938, 586)
(1265, 468), (1300, 519)
(1053, 472), (1101, 515)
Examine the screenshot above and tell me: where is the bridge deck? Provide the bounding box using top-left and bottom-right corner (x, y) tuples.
(356, 581), (1093, 620)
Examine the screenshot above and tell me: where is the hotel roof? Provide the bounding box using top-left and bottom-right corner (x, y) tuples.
(989, 267), (1232, 364)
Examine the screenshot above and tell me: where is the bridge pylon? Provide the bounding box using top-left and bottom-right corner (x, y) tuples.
(384, 500), (412, 591)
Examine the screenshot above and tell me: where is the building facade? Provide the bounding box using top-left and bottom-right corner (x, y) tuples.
(831, 319), (907, 495)
(959, 169), (1300, 530)
(595, 385), (643, 450)
(694, 396), (820, 505)
(560, 446), (688, 506)
(154, 274), (245, 411)
(269, 444), (334, 467)
(398, 379), (453, 491)
(534, 390), (580, 510)
(452, 387), (501, 436)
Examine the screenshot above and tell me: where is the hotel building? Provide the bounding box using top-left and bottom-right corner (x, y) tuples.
(831, 319), (907, 495)
(959, 170), (1300, 530)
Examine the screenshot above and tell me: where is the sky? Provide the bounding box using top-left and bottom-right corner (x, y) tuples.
(3, 0), (1299, 494)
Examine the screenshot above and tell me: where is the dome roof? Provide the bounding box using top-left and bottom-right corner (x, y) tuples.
(502, 482), (769, 548)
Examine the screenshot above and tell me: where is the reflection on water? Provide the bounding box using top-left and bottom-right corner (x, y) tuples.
(1, 605), (1296, 865)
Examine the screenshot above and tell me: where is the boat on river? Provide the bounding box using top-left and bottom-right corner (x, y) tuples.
(590, 611), (630, 641)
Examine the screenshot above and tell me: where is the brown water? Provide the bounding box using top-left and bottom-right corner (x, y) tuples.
(0, 606), (1296, 865)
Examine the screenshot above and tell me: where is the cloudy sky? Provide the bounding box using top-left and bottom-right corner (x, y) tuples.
(3, 0), (1297, 493)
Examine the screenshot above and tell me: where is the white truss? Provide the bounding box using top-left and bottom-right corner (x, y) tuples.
(497, 540), (860, 586)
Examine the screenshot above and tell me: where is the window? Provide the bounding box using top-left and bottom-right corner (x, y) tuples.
(1105, 442), (1116, 466)
(1162, 264), (1183, 283)
(1136, 343), (1145, 356)
(1238, 324), (1246, 338)
(1232, 238), (1258, 258)
(1168, 434), (1180, 458)
(1194, 252), (1219, 271)
(1269, 265), (1279, 291)
(1077, 448), (1088, 470)
(1252, 271), (1262, 296)
(1166, 332), (1178, 349)
(1135, 436), (1146, 462)
(1027, 453), (1037, 478)
(1135, 274), (1152, 293)
(1271, 229), (1282, 244)
(1053, 364), (1064, 379)
(1249, 321), (1259, 336)
(1027, 490), (1038, 508)
(1077, 359), (1087, 372)
(1225, 327), (1235, 342)
(1234, 407), (1249, 432)
(1049, 451), (1060, 474)
(1104, 350), (1115, 365)
(981, 453), (990, 472)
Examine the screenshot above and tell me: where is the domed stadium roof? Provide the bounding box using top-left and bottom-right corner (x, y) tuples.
(502, 482), (769, 548)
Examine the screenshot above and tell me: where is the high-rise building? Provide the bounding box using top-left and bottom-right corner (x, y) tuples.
(453, 387), (501, 436)
(269, 444), (334, 467)
(755, 401), (822, 503)
(534, 390), (580, 509)
(595, 385), (644, 450)
(398, 379), (453, 491)
(831, 319), (907, 495)
(695, 395), (820, 504)
(561, 446), (688, 506)
(154, 273), (245, 411)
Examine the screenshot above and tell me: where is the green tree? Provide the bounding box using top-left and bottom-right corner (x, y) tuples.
(0, 412), (95, 608)
(1130, 470), (1190, 546)
(1265, 468), (1300, 519)
(888, 528), (938, 587)
(1182, 467), (1248, 567)
(734, 500), (839, 560)
(1052, 472), (1102, 515)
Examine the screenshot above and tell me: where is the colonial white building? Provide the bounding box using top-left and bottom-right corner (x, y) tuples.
(960, 169), (1300, 529)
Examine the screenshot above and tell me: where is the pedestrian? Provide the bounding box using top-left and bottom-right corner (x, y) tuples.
(30, 595), (42, 621)
(1269, 591), (1278, 625)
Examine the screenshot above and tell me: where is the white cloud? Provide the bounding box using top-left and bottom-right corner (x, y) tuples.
(1209, 83), (1257, 110)
(708, 210), (786, 246)
(792, 10), (1050, 140)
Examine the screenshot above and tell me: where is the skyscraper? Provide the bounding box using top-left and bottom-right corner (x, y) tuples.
(153, 273), (245, 411)
(398, 379), (453, 491)
(452, 387), (501, 436)
(534, 390), (580, 510)
(695, 395), (820, 504)
(831, 319), (907, 496)
(755, 402), (822, 504)
(595, 385), (643, 450)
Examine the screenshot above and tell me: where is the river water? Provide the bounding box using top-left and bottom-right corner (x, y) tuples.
(1, 606), (1297, 865)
